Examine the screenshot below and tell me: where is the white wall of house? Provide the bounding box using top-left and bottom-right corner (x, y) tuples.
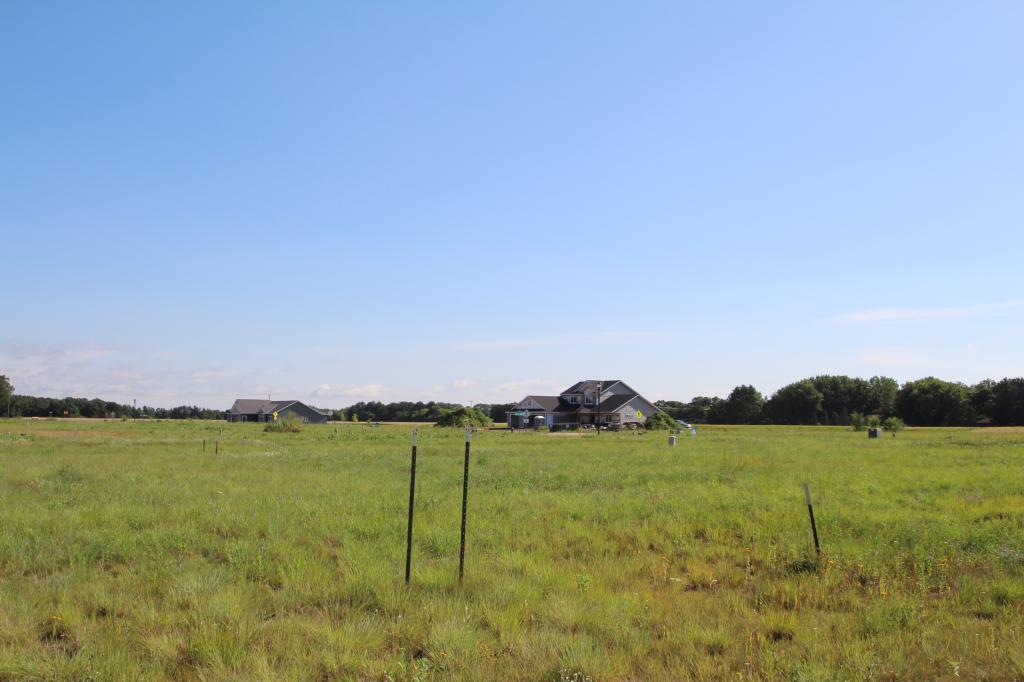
(619, 395), (659, 423)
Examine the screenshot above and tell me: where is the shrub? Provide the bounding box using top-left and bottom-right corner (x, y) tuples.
(435, 406), (492, 428)
(643, 412), (678, 430)
(265, 414), (302, 433)
(882, 416), (905, 435)
(867, 415), (882, 428)
(850, 412), (867, 432)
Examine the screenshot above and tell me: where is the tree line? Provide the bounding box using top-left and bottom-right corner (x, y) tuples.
(5, 371), (1023, 426)
(334, 401), (514, 423)
(0, 375), (223, 420)
(655, 375), (1024, 427)
(0, 375), (517, 424)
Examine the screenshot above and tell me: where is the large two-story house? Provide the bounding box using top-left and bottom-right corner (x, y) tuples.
(507, 379), (661, 429)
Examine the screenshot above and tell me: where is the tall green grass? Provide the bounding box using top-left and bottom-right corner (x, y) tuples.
(0, 420), (1022, 679)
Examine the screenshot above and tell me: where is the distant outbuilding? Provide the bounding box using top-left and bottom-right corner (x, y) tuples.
(227, 399), (329, 424)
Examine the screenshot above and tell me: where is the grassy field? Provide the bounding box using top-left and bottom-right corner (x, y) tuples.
(0, 420), (1022, 680)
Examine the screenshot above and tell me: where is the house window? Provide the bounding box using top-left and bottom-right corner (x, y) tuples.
(570, 396), (578, 404)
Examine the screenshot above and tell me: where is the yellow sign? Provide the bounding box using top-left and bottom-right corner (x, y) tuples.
(636, 410), (643, 418)
(273, 411), (279, 420)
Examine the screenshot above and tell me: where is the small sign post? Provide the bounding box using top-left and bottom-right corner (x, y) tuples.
(803, 482), (820, 556)
(405, 429), (418, 586)
(458, 424), (471, 584)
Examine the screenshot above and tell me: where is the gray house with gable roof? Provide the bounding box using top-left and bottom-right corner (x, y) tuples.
(506, 379), (661, 429)
(227, 399), (330, 424)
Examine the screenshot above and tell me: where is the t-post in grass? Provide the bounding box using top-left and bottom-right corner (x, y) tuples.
(803, 482), (821, 556)
(458, 424), (471, 584)
(405, 429), (418, 586)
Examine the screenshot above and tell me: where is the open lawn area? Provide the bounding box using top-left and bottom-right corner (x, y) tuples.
(1, 420), (1022, 680)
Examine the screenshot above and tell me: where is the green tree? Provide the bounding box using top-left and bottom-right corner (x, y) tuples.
(710, 385), (764, 424)
(971, 380), (996, 421)
(991, 378), (1024, 425)
(435, 406), (492, 428)
(850, 412), (867, 431)
(482, 403), (516, 423)
(810, 375), (872, 420)
(0, 375), (12, 418)
(896, 378), (974, 426)
(653, 400), (686, 420)
(766, 380), (824, 424)
(868, 376), (899, 416)
(643, 411), (678, 430)
(674, 396), (721, 423)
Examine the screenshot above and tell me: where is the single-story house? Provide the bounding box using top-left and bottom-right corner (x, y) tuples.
(506, 379), (661, 429)
(227, 399), (330, 424)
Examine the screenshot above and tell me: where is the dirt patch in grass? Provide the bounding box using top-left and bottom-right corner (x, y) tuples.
(26, 429), (127, 438)
(38, 616), (79, 657)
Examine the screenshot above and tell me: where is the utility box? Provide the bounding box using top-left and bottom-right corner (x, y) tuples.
(668, 435), (677, 446)
(868, 428), (880, 438)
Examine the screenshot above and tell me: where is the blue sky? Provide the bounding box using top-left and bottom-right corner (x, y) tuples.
(2, 2), (1023, 408)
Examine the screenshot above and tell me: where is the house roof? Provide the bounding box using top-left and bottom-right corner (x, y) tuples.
(596, 393), (635, 412)
(229, 399), (328, 416)
(561, 379), (620, 395)
(229, 399), (275, 414)
(523, 395), (562, 411)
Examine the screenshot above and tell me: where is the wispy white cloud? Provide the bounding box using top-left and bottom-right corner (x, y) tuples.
(312, 383), (384, 400)
(487, 378), (564, 398)
(190, 369), (236, 383)
(452, 379), (476, 388)
(1, 344), (257, 408)
(835, 299), (1024, 323)
(0, 344), (120, 393)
